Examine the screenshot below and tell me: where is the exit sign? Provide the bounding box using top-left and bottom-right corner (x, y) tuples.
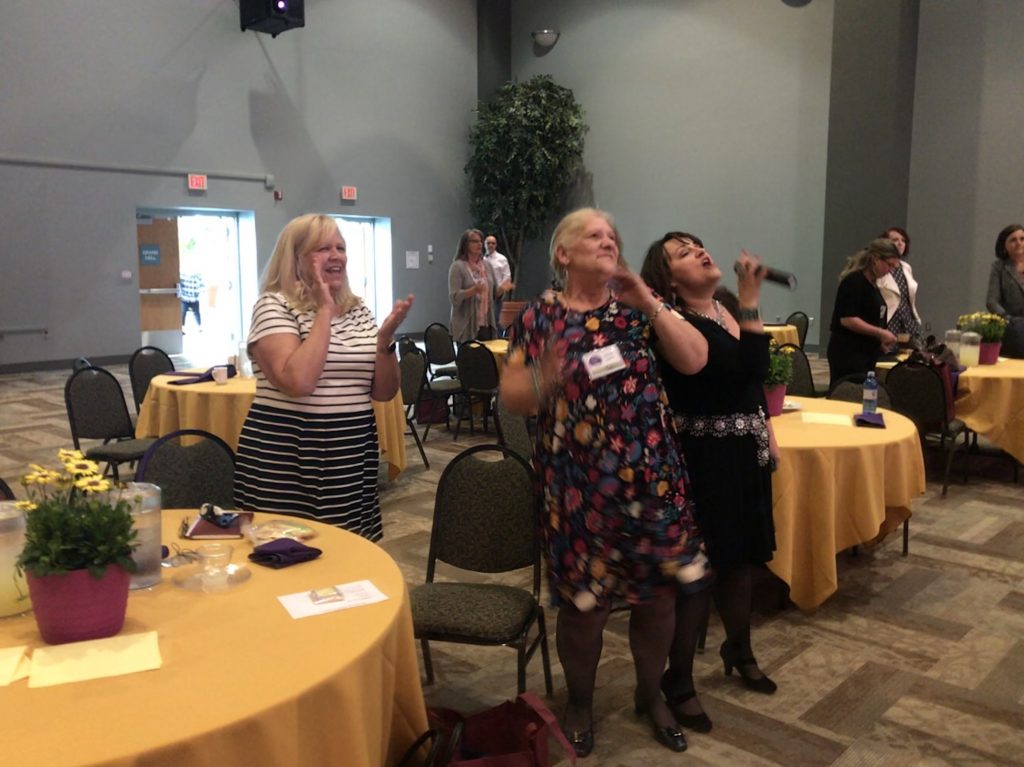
(187, 173), (208, 191)
(341, 186), (358, 201)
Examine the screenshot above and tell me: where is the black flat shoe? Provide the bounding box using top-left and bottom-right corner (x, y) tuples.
(650, 720), (687, 753)
(720, 641), (777, 695)
(566, 728), (594, 758)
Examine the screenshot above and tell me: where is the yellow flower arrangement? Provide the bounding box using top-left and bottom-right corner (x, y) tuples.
(17, 450), (137, 578)
(764, 339), (795, 387)
(957, 312), (1007, 343)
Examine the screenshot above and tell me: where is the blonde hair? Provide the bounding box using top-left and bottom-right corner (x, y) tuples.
(838, 238), (899, 281)
(261, 214), (361, 314)
(549, 208), (625, 281)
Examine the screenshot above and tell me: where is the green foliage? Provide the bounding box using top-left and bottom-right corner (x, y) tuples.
(465, 75), (588, 285)
(765, 340), (794, 387)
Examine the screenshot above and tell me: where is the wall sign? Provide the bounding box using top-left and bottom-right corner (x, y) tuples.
(139, 244), (161, 266)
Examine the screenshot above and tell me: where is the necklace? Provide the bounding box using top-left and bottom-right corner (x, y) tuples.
(686, 299), (727, 329)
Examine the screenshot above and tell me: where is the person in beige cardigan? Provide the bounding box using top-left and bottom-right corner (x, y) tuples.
(448, 228), (499, 343)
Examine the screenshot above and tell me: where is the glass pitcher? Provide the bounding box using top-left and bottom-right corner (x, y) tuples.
(113, 483), (163, 589)
(0, 502), (31, 617)
(944, 329), (961, 363)
(959, 331), (981, 367)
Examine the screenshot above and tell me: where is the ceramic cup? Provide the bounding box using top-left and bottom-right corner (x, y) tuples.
(212, 366), (229, 385)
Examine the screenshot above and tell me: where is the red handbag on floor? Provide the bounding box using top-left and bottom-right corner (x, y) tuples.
(429, 693), (577, 767)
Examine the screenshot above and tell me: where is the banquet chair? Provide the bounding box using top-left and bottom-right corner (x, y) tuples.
(135, 429), (235, 510)
(827, 374), (891, 409)
(0, 478), (14, 500)
(399, 348), (430, 469)
(128, 345), (175, 413)
(424, 323), (458, 380)
(494, 392), (533, 461)
(885, 361), (970, 505)
(454, 342), (499, 439)
(398, 335), (418, 360)
(780, 344), (819, 398)
(65, 366), (156, 481)
(785, 311), (809, 347)
(411, 445), (553, 696)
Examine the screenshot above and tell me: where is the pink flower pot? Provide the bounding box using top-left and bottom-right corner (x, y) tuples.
(763, 384), (787, 417)
(27, 564), (130, 644)
(979, 341), (1001, 365)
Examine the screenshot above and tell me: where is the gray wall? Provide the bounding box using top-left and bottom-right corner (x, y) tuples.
(819, 0), (919, 348)
(509, 0), (835, 340)
(907, 0), (1024, 336)
(0, 0), (477, 368)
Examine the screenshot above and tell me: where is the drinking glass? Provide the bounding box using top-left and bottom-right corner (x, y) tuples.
(197, 543), (233, 592)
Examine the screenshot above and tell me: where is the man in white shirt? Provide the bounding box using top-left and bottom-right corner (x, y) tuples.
(484, 235), (515, 330)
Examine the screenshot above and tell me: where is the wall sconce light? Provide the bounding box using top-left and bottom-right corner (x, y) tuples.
(531, 29), (560, 49)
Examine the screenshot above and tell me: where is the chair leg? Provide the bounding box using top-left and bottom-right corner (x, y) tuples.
(407, 418), (429, 469)
(517, 644), (527, 695)
(420, 639), (435, 685)
(902, 517), (909, 556)
(538, 609), (554, 697)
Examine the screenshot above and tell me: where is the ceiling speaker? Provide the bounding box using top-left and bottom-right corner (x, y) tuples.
(240, 0), (305, 38)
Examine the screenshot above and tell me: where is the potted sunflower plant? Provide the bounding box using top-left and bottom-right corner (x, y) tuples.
(763, 340), (794, 417)
(956, 312), (1007, 365)
(16, 450), (138, 644)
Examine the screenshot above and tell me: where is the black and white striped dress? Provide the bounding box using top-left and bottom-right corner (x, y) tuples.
(234, 292), (384, 541)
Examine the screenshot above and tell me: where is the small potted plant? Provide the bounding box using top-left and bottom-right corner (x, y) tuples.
(16, 450), (138, 644)
(957, 312), (1007, 365)
(763, 340), (794, 416)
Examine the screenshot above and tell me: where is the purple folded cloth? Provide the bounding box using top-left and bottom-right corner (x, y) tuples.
(854, 412), (886, 428)
(248, 538), (323, 569)
(166, 364), (237, 386)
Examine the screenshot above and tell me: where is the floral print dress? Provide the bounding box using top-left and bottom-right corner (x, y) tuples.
(508, 293), (708, 610)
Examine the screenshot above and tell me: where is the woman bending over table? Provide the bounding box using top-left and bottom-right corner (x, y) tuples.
(986, 224), (1024, 358)
(827, 238), (900, 390)
(877, 226), (922, 347)
(234, 214), (413, 541)
(500, 208), (711, 757)
(641, 232), (779, 735)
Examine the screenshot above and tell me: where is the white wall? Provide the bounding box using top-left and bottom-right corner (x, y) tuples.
(509, 0), (835, 339)
(0, 0), (477, 367)
(908, 0), (1024, 335)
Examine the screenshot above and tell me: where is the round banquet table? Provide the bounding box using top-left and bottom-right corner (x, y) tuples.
(135, 373), (407, 480)
(955, 358), (1024, 464)
(768, 397), (926, 610)
(763, 323), (800, 347)
(481, 338), (509, 367)
(2, 510), (428, 767)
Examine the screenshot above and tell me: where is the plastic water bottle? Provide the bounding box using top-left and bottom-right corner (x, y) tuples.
(862, 371), (878, 414)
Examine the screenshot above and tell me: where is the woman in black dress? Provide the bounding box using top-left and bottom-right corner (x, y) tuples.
(641, 231), (779, 732)
(827, 239), (900, 390)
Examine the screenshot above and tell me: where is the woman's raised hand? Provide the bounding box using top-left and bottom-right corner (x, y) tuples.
(609, 265), (660, 315)
(379, 294), (415, 345)
(734, 249), (766, 306)
(309, 251), (335, 307)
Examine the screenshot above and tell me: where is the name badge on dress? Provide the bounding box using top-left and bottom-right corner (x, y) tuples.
(582, 344), (627, 380)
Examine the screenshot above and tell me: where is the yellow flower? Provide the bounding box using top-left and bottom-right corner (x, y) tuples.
(58, 449), (84, 462)
(15, 500), (37, 511)
(23, 469), (62, 485)
(64, 459), (101, 477)
(75, 476), (112, 493)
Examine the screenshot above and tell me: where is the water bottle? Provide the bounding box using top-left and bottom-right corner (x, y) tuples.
(862, 371), (878, 414)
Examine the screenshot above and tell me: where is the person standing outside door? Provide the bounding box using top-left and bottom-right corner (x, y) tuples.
(178, 270), (205, 334)
(484, 235), (514, 331)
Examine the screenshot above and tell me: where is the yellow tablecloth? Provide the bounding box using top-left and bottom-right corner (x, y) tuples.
(768, 397), (925, 610)
(764, 324), (800, 347)
(481, 338), (509, 367)
(136, 374), (406, 480)
(955, 358), (1024, 463)
(2, 510), (428, 767)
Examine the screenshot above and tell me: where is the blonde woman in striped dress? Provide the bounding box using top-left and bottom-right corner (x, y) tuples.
(234, 214), (413, 540)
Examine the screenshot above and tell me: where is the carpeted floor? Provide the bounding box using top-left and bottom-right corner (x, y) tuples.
(2, 360), (1023, 766)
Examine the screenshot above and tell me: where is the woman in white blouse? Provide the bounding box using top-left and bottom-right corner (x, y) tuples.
(876, 226), (921, 345)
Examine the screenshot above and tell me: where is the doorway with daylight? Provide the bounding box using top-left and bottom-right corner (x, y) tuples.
(332, 215), (393, 322)
(136, 208), (258, 367)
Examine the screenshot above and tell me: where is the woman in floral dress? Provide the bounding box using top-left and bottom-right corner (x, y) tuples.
(500, 208), (710, 757)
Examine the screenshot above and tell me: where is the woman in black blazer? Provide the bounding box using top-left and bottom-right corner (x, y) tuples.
(986, 224), (1024, 357)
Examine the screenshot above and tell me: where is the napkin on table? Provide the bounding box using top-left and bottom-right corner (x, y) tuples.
(248, 538), (323, 569)
(166, 364), (237, 386)
(854, 412), (886, 428)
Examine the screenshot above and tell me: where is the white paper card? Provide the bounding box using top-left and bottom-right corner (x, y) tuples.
(0, 645), (28, 686)
(801, 412), (854, 427)
(28, 631), (162, 688)
(277, 579), (388, 619)
(405, 250), (420, 269)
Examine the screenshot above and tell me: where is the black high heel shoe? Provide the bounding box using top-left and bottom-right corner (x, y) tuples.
(632, 693), (688, 753)
(659, 671), (712, 733)
(720, 642), (777, 695)
(565, 728), (594, 758)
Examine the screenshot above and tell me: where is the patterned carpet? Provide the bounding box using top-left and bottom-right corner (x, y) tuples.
(2, 362), (1024, 766)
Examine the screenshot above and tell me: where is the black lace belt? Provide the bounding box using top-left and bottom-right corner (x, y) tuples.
(673, 409), (770, 468)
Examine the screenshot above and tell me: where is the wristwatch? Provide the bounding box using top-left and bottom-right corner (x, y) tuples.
(379, 340), (397, 354)
(737, 306), (761, 322)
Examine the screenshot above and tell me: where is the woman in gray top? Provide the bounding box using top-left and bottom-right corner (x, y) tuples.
(986, 224), (1024, 358)
(448, 228), (499, 342)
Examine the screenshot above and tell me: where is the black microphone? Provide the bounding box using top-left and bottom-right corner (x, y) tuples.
(734, 262), (798, 290)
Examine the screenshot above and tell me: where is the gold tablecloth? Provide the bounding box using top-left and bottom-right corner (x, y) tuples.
(955, 358), (1024, 463)
(136, 374), (406, 480)
(481, 338), (509, 367)
(764, 324), (800, 347)
(768, 397), (925, 610)
(2, 510), (428, 767)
